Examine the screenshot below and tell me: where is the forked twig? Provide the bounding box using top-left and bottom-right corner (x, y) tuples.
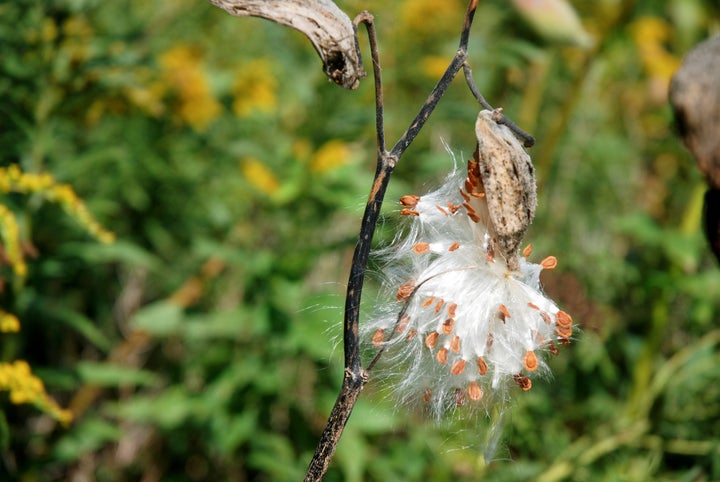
(462, 63), (535, 147)
(305, 2), (483, 480)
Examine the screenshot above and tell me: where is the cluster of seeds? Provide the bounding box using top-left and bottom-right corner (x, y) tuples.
(365, 156), (573, 414)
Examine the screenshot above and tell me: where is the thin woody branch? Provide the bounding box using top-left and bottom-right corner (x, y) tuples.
(463, 63), (536, 147)
(354, 12), (386, 155)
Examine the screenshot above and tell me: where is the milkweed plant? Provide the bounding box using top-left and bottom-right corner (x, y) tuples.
(363, 111), (573, 416)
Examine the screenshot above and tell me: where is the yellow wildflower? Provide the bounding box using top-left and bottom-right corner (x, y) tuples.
(0, 311), (21, 333)
(232, 59), (278, 117)
(0, 166), (115, 245)
(241, 157), (280, 195)
(0, 204), (27, 277)
(0, 360), (73, 425)
(309, 140), (352, 173)
(421, 56), (450, 79)
(401, 0), (462, 36)
(630, 17), (681, 81)
(47, 184), (115, 244)
(159, 45), (222, 132)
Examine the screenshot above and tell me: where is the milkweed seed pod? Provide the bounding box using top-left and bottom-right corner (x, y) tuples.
(474, 109), (537, 272)
(364, 116), (571, 416)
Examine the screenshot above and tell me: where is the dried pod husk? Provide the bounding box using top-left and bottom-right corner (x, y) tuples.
(208, 0), (365, 89)
(475, 110), (537, 270)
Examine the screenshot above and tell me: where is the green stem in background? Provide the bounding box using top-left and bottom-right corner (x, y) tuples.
(517, 52), (552, 137)
(626, 297), (669, 419)
(534, 2), (638, 196)
(627, 178), (706, 418)
(539, 329), (720, 481)
(535, 52), (592, 195)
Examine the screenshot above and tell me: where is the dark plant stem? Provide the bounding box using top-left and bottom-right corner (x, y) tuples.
(354, 12), (385, 155)
(463, 63), (535, 147)
(304, 2), (535, 480)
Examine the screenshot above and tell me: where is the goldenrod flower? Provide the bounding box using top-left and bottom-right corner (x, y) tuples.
(421, 56), (450, 80)
(309, 140), (351, 173)
(0, 204), (27, 277)
(365, 158), (572, 415)
(631, 17), (681, 82)
(400, 0), (461, 36)
(0, 310), (21, 333)
(159, 45), (222, 132)
(241, 157), (280, 195)
(232, 59), (277, 117)
(0, 360), (73, 425)
(0, 166), (115, 247)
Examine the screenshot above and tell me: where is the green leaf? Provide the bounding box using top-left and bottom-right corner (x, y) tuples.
(130, 300), (183, 336)
(109, 387), (197, 429)
(53, 417), (122, 462)
(61, 240), (164, 272)
(33, 303), (112, 353)
(76, 361), (160, 387)
(247, 433), (305, 482)
(210, 409), (258, 455)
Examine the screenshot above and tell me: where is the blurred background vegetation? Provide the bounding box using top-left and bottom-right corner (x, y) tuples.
(1, 0), (720, 480)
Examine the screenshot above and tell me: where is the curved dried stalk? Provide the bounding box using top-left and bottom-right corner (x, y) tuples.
(209, 0), (365, 89)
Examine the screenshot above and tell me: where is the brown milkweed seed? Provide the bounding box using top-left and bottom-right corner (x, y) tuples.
(499, 304), (511, 321)
(524, 350), (539, 371)
(513, 373), (533, 391)
(541, 256), (558, 270)
(451, 359), (466, 375)
(447, 202), (460, 214)
(477, 356), (488, 375)
(371, 328), (385, 347)
(556, 310), (573, 328)
(522, 243), (533, 258)
(396, 281), (414, 301)
(436, 347), (448, 365)
(424, 331), (439, 349)
(399, 195), (420, 208)
(413, 242), (431, 254)
(468, 381), (483, 401)
(449, 335), (461, 353)
(555, 324), (572, 339)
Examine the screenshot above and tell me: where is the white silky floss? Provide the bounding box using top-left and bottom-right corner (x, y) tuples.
(364, 114), (573, 416)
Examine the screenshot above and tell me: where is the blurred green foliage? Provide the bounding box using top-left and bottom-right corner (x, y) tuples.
(1, 0), (720, 480)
